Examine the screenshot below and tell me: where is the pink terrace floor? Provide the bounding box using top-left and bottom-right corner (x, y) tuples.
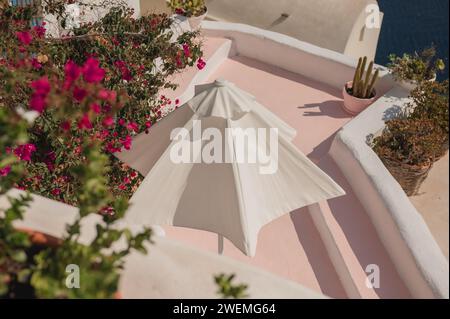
(160, 50), (410, 298)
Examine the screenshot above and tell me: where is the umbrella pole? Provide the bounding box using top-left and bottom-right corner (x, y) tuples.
(218, 234), (224, 255)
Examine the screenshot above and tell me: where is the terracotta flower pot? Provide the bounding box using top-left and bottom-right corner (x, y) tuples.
(18, 228), (62, 247)
(188, 8), (207, 30)
(342, 81), (377, 115)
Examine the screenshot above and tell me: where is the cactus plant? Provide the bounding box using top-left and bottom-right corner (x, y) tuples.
(349, 56), (380, 99)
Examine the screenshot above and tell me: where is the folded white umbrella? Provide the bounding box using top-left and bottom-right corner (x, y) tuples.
(125, 79), (345, 256)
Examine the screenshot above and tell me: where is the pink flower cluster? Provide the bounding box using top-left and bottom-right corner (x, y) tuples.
(33, 24), (46, 38)
(114, 60), (133, 81)
(64, 58), (105, 87)
(29, 58), (106, 114)
(63, 60), (82, 89)
(0, 166), (11, 177)
(197, 58), (206, 70)
(14, 143), (36, 161)
(82, 58), (105, 83)
(29, 76), (51, 113)
(182, 43), (191, 57)
(16, 31), (32, 46)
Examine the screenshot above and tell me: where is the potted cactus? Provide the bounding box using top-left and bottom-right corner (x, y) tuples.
(167, 0), (208, 29)
(342, 56), (380, 115)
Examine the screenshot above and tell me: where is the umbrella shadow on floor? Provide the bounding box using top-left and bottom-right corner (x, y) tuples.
(290, 207), (348, 298)
(313, 155), (412, 298)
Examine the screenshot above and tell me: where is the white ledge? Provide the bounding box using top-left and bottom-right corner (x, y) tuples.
(329, 85), (449, 299)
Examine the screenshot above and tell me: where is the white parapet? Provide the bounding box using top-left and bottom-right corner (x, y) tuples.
(205, 0), (383, 61)
(329, 85), (450, 299)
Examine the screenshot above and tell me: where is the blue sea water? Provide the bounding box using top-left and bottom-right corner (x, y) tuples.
(376, 0), (449, 80)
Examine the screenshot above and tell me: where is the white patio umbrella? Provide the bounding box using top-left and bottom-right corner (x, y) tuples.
(125, 79), (345, 256)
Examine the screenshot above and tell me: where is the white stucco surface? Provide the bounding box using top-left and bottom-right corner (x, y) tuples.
(329, 86), (449, 299)
(204, 0), (382, 60)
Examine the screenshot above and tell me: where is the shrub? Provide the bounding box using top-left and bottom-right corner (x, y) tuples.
(407, 80), (449, 135)
(167, 0), (207, 17)
(1, 1), (203, 208)
(372, 118), (445, 166)
(388, 46), (446, 83)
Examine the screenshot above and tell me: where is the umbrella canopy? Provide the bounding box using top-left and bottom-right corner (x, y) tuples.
(125, 79), (345, 256)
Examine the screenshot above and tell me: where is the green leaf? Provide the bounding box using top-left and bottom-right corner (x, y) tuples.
(17, 269), (31, 283)
(11, 250), (27, 263)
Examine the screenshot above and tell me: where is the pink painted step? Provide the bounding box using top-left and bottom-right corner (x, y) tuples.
(309, 155), (412, 299)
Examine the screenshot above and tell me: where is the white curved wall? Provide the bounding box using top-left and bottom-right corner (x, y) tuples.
(205, 0), (382, 60)
(329, 87), (449, 299)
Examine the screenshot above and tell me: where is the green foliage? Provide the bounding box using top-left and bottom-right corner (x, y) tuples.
(0, 108), (29, 194)
(372, 118), (445, 166)
(0, 193), (33, 298)
(388, 46), (446, 83)
(30, 221), (152, 299)
(214, 273), (248, 299)
(167, 0), (207, 17)
(407, 80), (449, 134)
(406, 80), (449, 159)
(349, 56), (379, 99)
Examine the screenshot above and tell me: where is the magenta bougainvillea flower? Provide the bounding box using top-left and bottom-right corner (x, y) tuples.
(82, 58), (105, 83)
(14, 143), (36, 161)
(29, 95), (46, 113)
(73, 86), (87, 102)
(16, 31), (33, 46)
(102, 116), (114, 127)
(126, 121), (139, 132)
(60, 121), (71, 131)
(121, 135), (132, 150)
(33, 25), (46, 38)
(182, 43), (191, 57)
(29, 76), (51, 113)
(64, 60), (81, 89)
(78, 113), (93, 130)
(98, 89), (117, 104)
(0, 165), (11, 177)
(114, 60), (133, 81)
(197, 58), (206, 70)
(31, 76), (51, 95)
(90, 103), (101, 114)
(31, 58), (42, 70)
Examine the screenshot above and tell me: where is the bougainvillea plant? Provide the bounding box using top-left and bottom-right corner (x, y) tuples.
(0, 0), (204, 298)
(1, 0), (203, 206)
